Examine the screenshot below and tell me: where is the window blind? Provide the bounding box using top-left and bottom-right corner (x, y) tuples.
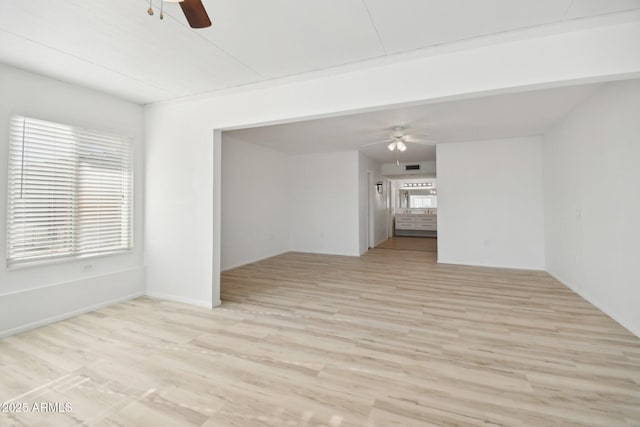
(7, 116), (133, 264)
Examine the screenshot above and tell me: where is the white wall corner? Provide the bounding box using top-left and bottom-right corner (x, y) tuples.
(145, 291), (216, 309)
(546, 269), (640, 338)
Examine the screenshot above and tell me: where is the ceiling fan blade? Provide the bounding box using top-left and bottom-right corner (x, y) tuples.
(179, 0), (212, 28)
(359, 139), (394, 148)
(404, 136), (435, 144)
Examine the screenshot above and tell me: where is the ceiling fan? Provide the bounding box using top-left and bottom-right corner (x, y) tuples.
(147, 0), (212, 29)
(363, 127), (435, 165)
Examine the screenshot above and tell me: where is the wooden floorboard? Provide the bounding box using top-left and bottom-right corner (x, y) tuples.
(1, 249), (639, 426)
(375, 237), (438, 252)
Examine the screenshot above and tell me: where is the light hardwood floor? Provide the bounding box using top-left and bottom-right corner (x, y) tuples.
(1, 249), (639, 426)
(376, 237), (438, 252)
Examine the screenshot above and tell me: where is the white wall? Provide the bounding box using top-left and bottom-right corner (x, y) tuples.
(0, 63), (145, 337)
(358, 153), (387, 254)
(437, 137), (545, 270)
(543, 79), (640, 336)
(220, 140), (364, 269)
(289, 151), (360, 256)
(144, 20), (640, 305)
(220, 135), (291, 271)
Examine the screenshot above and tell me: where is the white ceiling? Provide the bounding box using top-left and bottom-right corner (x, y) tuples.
(1, 0), (638, 104)
(224, 83), (602, 164)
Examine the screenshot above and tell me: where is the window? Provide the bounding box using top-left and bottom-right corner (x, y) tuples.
(7, 116), (133, 265)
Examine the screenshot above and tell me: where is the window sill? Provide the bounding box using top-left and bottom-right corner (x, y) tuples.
(6, 249), (135, 271)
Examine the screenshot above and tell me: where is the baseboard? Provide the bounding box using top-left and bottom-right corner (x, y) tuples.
(0, 291), (144, 339)
(145, 291), (214, 309)
(373, 237), (388, 248)
(291, 248), (361, 258)
(437, 258), (545, 271)
(546, 270), (640, 338)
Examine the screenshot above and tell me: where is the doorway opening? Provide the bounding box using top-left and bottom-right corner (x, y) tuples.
(376, 175), (438, 254)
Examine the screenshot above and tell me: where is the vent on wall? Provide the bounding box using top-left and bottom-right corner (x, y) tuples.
(405, 164), (420, 170)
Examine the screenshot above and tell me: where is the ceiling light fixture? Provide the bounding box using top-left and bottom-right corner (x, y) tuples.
(148, 0), (182, 20)
(403, 183), (433, 188)
(387, 138), (407, 152)
(387, 138), (408, 166)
